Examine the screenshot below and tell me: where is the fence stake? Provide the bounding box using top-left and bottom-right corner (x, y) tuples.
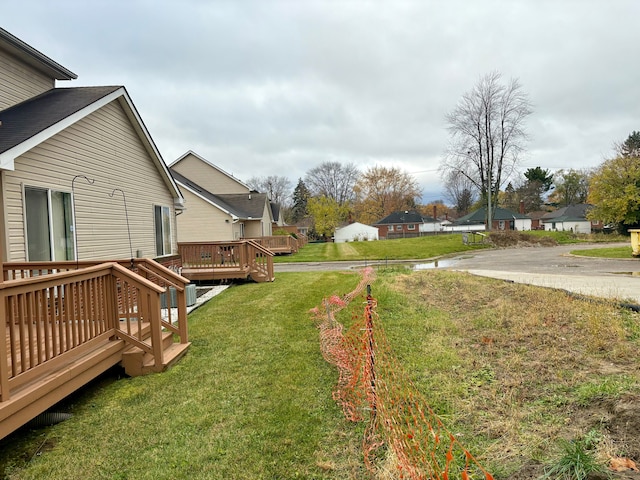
(366, 284), (377, 419)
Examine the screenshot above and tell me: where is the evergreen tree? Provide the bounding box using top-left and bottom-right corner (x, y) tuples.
(291, 178), (310, 223)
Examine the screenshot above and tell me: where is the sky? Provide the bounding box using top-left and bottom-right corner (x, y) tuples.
(4, 0), (640, 204)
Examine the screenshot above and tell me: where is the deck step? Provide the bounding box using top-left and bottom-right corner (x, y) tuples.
(121, 337), (191, 377)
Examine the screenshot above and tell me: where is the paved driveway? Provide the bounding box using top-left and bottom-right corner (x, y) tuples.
(446, 242), (640, 304)
(275, 242), (640, 304)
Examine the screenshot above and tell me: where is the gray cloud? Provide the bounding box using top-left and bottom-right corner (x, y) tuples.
(5, 0), (640, 202)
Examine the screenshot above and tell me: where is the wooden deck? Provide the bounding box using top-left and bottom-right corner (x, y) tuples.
(248, 235), (302, 255)
(178, 240), (275, 283)
(1, 259), (191, 440)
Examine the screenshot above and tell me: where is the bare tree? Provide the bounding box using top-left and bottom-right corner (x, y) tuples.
(443, 169), (477, 215)
(441, 72), (532, 229)
(304, 161), (359, 206)
(246, 175), (292, 207)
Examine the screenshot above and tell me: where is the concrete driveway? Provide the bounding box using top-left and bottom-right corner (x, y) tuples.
(445, 242), (640, 304)
(275, 242), (640, 304)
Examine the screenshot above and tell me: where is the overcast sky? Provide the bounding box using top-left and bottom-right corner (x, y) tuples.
(5, 1), (640, 203)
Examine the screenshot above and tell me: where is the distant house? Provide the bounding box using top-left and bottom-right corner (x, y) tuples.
(444, 207), (531, 232)
(541, 204), (601, 234)
(374, 210), (442, 239)
(334, 222), (379, 243)
(0, 27), (184, 262)
(169, 151), (273, 241)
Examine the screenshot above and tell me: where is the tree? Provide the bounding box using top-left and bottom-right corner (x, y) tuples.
(517, 166), (554, 212)
(246, 175), (292, 207)
(290, 178), (311, 223)
(304, 161), (359, 206)
(615, 130), (640, 158)
(588, 153), (640, 229)
(441, 71), (532, 229)
(549, 169), (590, 206)
(352, 166), (421, 225)
(500, 182), (519, 211)
(443, 169), (477, 215)
(307, 195), (350, 238)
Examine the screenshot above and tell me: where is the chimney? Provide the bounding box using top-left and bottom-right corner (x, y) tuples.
(519, 200), (525, 214)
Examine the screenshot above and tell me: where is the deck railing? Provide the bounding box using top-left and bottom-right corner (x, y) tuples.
(249, 235), (299, 254)
(3, 259), (190, 346)
(178, 240), (274, 282)
(0, 262), (169, 402)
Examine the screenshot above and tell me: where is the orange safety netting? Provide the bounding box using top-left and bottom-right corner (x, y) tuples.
(310, 267), (493, 480)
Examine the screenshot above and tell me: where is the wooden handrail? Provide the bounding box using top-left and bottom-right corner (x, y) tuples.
(1, 261), (186, 403)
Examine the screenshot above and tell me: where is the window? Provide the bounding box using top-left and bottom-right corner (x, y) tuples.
(499, 220), (506, 230)
(154, 205), (172, 256)
(388, 225), (394, 232)
(396, 225), (403, 231)
(25, 186), (74, 261)
(407, 224), (416, 230)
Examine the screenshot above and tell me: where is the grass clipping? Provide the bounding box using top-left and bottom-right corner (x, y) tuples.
(387, 270), (640, 477)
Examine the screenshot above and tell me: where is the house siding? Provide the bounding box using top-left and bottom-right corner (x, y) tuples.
(171, 153), (250, 194)
(0, 48), (54, 110)
(3, 99), (177, 261)
(176, 188), (233, 242)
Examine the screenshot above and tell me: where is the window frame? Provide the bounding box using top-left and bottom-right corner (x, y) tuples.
(154, 204), (173, 256)
(23, 185), (75, 261)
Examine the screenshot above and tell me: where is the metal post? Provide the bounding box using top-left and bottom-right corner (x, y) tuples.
(365, 284), (376, 419)
(109, 189), (134, 267)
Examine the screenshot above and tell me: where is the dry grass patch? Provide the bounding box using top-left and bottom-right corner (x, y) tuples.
(380, 270), (640, 477)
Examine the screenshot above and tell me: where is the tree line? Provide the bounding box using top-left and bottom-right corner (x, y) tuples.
(248, 71), (640, 237)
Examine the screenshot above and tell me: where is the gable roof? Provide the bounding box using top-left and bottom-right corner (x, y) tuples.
(541, 204), (592, 223)
(454, 206), (528, 225)
(375, 210), (427, 225)
(171, 169), (271, 221)
(0, 27), (77, 80)
(169, 150), (251, 191)
(0, 86), (183, 204)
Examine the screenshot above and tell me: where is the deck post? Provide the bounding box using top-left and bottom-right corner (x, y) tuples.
(176, 288), (188, 343)
(0, 288), (9, 402)
(149, 291), (164, 370)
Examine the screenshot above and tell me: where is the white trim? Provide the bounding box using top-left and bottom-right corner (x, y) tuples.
(0, 87), (184, 206)
(0, 89), (123, 170)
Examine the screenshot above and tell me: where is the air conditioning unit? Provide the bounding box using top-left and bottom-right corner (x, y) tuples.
(160, 284), (197, 308)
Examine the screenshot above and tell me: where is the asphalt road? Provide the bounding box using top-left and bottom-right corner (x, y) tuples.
(275, 242), (640, 304)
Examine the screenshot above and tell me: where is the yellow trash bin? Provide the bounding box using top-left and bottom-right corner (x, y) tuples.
(630, 229), (640, 257)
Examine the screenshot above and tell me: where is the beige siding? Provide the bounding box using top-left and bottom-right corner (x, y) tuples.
(172, 153), (250, 194)
(244, 220), (266, 238)
(3, 100), (177, 261)
(176, 189), (233, 242)
(0, 48), (54, 110)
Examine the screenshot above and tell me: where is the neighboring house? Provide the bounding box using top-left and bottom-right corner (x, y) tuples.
(541, 204), (601, 234)
(445, 207), (531, 232)
(295, 217), (314, 238)
(0, 27), (184, 263)
(169, 151), (273, 241)
(374, 210), (442, 239)
(334, 222), (379, 243)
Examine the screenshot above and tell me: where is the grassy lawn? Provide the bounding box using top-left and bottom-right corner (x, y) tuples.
(2, 267), (640, 478)
(276, 234), (489, 263)
(570, 246), (635, 258)
(277, 231), (628, 263)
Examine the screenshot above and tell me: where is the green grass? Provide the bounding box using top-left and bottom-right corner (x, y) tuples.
(276, 234), (489, 263)
(3, 268), (639, 479)
(278, 231), (628, 263)
(0, 272), (367, 480)
(570, 246), (634, 258)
